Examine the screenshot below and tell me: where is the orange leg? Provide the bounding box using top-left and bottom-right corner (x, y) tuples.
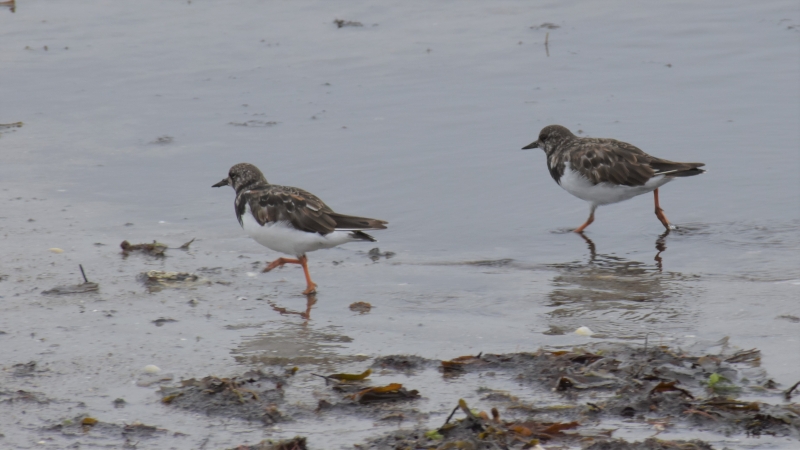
(298, 255), (317, 295)
(263, 257), (302, 272)
(654, 189), (671, 230)
(263, 256), (318, 294)
(574, 204), (597, 233)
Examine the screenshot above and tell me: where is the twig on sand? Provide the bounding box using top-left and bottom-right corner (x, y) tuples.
(784, 380), (800, 400)
(79, 264), (89, 283)
(443, 404), (460, 425)
(545, 32), (550, 57)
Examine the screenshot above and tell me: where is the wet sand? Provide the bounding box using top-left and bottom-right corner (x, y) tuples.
(1, 0), (799, 448)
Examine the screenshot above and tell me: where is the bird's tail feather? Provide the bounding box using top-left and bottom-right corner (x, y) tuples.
(652, 160), (706, 177)
(664, 167), (707, 177)
(349, 230), (377, 242)
(331, 213), (388, 230)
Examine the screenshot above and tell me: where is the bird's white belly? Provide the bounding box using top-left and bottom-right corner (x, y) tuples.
(241, 207), (353, 256)
(559, 162), (672, 206)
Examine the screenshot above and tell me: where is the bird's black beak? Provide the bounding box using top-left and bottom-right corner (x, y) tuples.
(521, 140), (540, 150)
(212, 178), (230, 188)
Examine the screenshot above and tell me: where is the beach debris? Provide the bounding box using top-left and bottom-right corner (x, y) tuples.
(575, 326), (594, 336)
(81, 417), (98, 427)
(121, 240), (167, 256)
(140, 270), (204, 292)
(372, 355), (431, 372)
(349, 301), (372, 314)
(545, 32), (550, 57)
(0, 389), (47, 404)
(312, 369), (371, 385)
(651, 380), (694, 398)
(43, 415), (167, 440)
(362, 340), (800, 447)
(584, 438), (714, 449)
(333, 19), (363, 28)
(367, 247), (395, 261)
(327, 369), (372, 382)
(227, 436), (307, 450)
(530, 22), (560, 30)
(42, 264), (99, 295)
(543, 325), (567, 335)
(149, 135), (173, 145)
(441, 353), (484, 372)
(160, 370), (287, 423)
(417, 398), (583, 447)
(121, 238), (195, 257)
(142, 270), (198, 283)
(706, 372), (740, 395)
(41, 282), (99, 295)
(12, 361), (41, 377)
(315, 372), (419, 405)
(48, 247), (64, 254)
(0, 121), (22, 132)
(136, 369), (174, 387)
(349, 383), (419, 403)
(784, 380), (800, 400)
(228, 120), (278, 127)
(777, 314), (800, 323)
(152, 318), (178, 327)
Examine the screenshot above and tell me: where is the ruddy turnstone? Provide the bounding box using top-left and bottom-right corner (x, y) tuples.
(522, 125), (705, 232)
(213, 163), (387, 294)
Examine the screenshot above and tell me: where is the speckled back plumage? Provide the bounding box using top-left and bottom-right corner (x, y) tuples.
(225, 163), (388, 236)
(533, 125), (705, 187)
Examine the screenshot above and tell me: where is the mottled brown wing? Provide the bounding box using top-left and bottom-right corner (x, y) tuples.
(248, 185), (338, 235)
(569, 139), (655, 186)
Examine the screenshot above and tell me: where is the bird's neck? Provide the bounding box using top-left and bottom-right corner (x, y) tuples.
(235, 178), (269, 194)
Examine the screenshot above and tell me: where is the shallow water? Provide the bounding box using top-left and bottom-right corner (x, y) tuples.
(1, 0), (799, 448)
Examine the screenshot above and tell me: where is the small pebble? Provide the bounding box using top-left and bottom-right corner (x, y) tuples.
(143, 365), (161, 374)
(48, 248), (64, 253)
(575, 326), (594, 336)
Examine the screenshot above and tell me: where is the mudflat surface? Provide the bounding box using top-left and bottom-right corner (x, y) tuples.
(1, 1), (799, 448)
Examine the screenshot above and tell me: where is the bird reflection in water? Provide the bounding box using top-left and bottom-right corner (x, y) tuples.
(654, 231), (669, 272)
(577, 230), (671, 272)
(544, 231), (692, 339)
(267, 294), (317, 321)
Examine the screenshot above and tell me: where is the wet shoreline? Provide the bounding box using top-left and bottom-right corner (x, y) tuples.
(2, 0), (799, 448)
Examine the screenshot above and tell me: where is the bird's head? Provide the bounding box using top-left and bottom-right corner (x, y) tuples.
(212, 163), (267, 191)
(522, 124), (575, 154)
